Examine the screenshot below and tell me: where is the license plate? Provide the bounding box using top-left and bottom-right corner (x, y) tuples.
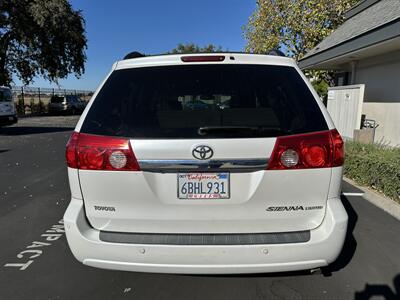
(177, 173), (230, 199)
(8, 116), (13, 121)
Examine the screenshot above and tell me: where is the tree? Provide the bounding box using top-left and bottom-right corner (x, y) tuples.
(243, 0), (358, 60)
(243, 0), (358, 98)
(170, 43), (223, 54)
(0, 0), (87, 86)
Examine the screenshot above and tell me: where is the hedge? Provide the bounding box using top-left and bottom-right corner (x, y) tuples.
(344, 141), (400, 203)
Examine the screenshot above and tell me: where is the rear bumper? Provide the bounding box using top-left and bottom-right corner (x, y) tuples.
(64, 197), (348, 274)
(0, 114), (17, 126)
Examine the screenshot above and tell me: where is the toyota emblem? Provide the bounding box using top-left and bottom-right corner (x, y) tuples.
(192, 145), (213, 160)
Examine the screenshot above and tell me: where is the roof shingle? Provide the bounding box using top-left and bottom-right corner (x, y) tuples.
(301, 0), (400, 59)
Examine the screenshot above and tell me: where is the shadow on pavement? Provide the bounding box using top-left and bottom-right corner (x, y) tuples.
(0, 126), (73, 136)
(342, 180), (364, 194)
(355, 274), (400, 300)
(186, 269), (314, 279)
(324, 195), (358, 274)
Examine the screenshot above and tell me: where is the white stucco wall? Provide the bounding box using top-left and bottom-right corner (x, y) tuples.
(354, 51), (400, 145)
(362, 102), (400, 145)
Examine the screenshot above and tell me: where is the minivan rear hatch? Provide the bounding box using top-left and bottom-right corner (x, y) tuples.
(75, 62), (332, 234)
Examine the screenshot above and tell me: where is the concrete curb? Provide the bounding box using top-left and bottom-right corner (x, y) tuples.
(343, 177), (400, 221)
(17, 113), (49, 119)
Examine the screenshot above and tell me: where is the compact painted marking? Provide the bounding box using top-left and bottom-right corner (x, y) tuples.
(4, 219), (64, 271)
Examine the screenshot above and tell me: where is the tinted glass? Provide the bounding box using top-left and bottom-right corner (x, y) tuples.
(0, 89), (12, 102)
(66, 95), (80, 102)
(81, 65), (328, 138)
(50, 96), (65, 103)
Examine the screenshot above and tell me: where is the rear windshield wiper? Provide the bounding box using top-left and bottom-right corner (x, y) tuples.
(198, 126), (288, 136)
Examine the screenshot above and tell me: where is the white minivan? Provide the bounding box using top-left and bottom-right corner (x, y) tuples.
(64, 53), (348, 274)
(0, 86), (17, 127)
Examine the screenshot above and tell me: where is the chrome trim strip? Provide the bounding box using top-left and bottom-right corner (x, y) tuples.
(138, 158), (268, 173)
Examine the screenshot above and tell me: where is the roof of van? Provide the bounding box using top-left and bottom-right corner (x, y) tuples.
(114, 53), (297, 70)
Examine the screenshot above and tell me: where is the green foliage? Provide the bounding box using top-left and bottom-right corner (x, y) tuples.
(38, 98), (46, 114)
(169, 43), (223, 54)
(344, 141), (400, 202)
(16, 95), (24, 115)
(243, 0), (358, 59)
(243, 0), (358, 96)
(0, 0), (87, 86)
(311, 80), (328, 98)
(311, 77), (330, 99)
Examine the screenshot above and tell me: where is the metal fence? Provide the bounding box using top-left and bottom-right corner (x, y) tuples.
(11, 86), (94, 116)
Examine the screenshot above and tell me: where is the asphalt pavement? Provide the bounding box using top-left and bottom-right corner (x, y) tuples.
(0, 116), (399, 300)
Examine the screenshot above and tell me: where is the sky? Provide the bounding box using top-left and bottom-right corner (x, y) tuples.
(14, 0), (256, 91)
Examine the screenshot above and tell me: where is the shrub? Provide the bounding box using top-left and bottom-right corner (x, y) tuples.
(344, 141), (400, 203)
(16, 95), (25, 115)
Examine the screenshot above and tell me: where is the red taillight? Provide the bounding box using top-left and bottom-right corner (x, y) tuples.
(66, 132), (79, 168)
(302, 145), (327, 167)
(331, 129), (344, 166)
(65, 132), (140, 171)
(181, 55), (225, 62)
(267, 129), (344, 170)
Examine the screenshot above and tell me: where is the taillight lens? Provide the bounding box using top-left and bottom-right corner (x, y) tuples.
(302, 145), (327, 167)
(267, 129), (344, 170)
(331, 129), (344, 166)
(65, 132), (140, 171)
(280, 149), (299, 167)
(66, 132), (79, 168)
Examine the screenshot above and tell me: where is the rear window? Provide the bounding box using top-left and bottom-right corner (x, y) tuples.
(50, 96), (65, 103)
(81, 64), (328, 139)
(0, 89), (12, 102)
(66, 95), (80, 102)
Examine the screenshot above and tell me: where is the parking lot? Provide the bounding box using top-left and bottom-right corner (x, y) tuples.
(0, 116), (399, 300)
